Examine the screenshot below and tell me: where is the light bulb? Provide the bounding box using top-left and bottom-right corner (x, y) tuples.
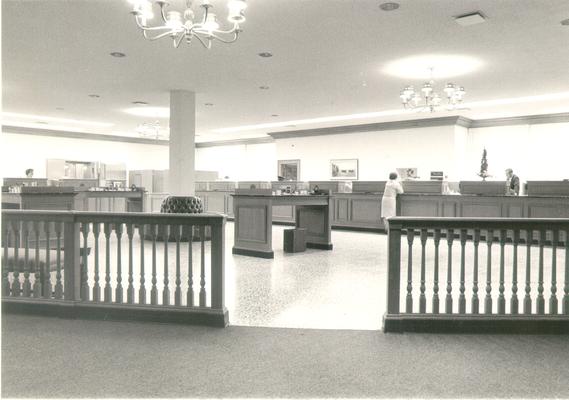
(166, 11), (183, 29)
(421, 83), (433, 95)
(228, 0), (247, 11)
(400, 91), (409, 103)
(403, 86), (414, 97)
(444, 83), (456, 97)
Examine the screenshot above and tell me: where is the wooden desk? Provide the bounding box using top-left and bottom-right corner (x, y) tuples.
(232, 194), (333, 258)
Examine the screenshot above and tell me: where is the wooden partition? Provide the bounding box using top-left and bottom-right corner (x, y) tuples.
(2, 210), (228, 327)
(384, 217), (569, 333)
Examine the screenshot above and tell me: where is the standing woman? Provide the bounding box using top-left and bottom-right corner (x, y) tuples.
(381, 172), (404, 232)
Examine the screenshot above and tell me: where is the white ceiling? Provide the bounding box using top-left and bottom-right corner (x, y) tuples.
(3, 0), (569, 142)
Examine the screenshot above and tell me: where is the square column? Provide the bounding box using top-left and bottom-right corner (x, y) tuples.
(169, 90), (196, 195)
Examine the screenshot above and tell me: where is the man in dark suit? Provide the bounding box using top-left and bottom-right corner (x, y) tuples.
(505, 168), (520, 195)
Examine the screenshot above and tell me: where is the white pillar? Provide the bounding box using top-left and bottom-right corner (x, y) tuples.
(168, 90), (195, 195)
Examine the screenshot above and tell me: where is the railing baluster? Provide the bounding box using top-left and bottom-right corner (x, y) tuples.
(524, 229), (532, 314)
(485, 229), (493, 314)
(419, 229), (427, 313)
(115, 223), (124, 304)
(32, 221), (41, 298)
(43, 222), (52, 298)
(432, 229), (441, 314)
(498, 229), (507, 314)
(2, 222), (10, 296)
(472, 229), (480, 314)
(445, 228), (454, 314)
(104, 223), (112, 302)
(199, 226), (207, 307)
(126, 224), (135, 304)
(92, 223), (101, 302)
(150, 224), (158, 305)
(537, 229), (545, 315)
(549, 229), (558, 315)
(11, 221), (21, 297)
(54, 222), (63, 299)
(563, 229), (569, 315)
(22, 221), (31, 297)
(511, 229), (520, 314)
(173, 225), (182, 306)
(187, 225), (194, 307)
(459, 229), (467, 313)
(406, 228), (414, 313)
(162, 225), (170, 306)
(81, 223), (90, 301)
(139, 224), (146, 304)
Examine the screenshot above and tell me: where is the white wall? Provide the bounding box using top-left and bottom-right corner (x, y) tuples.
(275, 125), (459, 181)
(1, 133), (168, 178)
(195, 143), (276, 181)
(466, 122), (569, 181)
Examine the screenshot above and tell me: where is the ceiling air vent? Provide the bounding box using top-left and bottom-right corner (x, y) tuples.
(455, 12), (487, 26)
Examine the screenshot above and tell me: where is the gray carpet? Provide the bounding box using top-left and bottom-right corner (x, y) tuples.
(2, 315), (569, 398)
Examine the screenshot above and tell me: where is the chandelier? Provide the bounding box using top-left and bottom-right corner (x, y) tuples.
(128, 0), (247, 49)
(136, 121), (169, 140)
(399, 68), (466, 112)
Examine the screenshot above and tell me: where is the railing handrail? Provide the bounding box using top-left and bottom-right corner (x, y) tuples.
(389, 216), (569, 230)
(1, 210), (226, 226)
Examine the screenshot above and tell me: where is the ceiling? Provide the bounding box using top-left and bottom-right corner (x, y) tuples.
(3, 0), (569, 142)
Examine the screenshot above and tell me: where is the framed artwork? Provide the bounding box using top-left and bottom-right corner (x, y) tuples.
(330, 159), (358, 180)
(277, 159), (300, 181)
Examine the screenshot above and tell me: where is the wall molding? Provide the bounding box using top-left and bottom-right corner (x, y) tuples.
(268, 116), (469, 139)
(267, 112), (569, 139)
(2, 125), (274, 148)
(3, 112), (569, 147)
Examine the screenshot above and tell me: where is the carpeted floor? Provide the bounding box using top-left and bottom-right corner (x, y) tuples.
(2, 314), (568, 398)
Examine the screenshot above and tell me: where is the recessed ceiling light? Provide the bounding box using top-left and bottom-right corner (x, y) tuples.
(55, 107), (64, 111)
(271, 114), (279, 117)
(561, 19), (569, 26)
(455, 12), (487, 26)
(110, 52), (126, 58)
(204, 103), (214, 106)
(379, 2), (399, 11)
(258, 52), (273, 58)
(132, 101), (148, 105)
(123, 106), (169, 118)
(35, 121), (48, 124)
(259, 85), (270, 90)
(382, 54), (483, 79)
(88, 94), (100, 98)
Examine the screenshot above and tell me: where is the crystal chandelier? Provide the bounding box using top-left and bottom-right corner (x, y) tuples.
(399, 68), (466, 112)
(128, 0), (247, 49)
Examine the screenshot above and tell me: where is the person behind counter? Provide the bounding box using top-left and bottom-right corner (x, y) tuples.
(25, 168), (34, 178)
(505, 168), (520, 196)
(381, 172), (404, 231)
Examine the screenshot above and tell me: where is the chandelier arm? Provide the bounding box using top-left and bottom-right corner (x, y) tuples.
(158, 2), (169, 23)
(202, 6), (209, 25)
(174, 33), (186, 48)
(193, 33), (212, 49)
(208, 23), (240, 35)
(207, 31), (239, 43)
(144, 30), (179, 41)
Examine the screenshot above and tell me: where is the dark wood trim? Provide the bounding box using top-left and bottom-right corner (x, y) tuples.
(306, 243), (333, 250)
(232, 247), (274, 258)
(2, 298), (229, 327)
(382, 313), (569, 333)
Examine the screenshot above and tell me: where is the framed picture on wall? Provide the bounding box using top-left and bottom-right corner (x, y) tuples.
(330, 159), (358, 180)
(277, 159), (300, 181)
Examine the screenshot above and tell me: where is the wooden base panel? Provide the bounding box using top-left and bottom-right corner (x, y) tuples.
(2, 298), (229, 327)
(306, 243), (333, 250)
(232, 247), (274, 259)
(383, 313), (569, 334)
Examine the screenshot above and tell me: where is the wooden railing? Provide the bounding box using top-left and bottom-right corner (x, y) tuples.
(1, 210), (227, 326)
(384, 217), (569, 333)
